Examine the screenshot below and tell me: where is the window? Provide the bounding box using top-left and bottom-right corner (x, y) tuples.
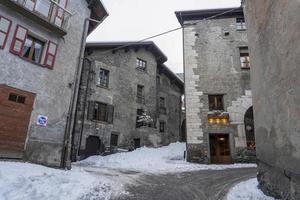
(159, 97), (167, 114)
(239, 47), (250, 68)
(159, 97), (165, 108)
(98, 68), (109, 88)
(10, 24), (58, 69)
(136, 58), (147, 71)
(156, 76), (160, 85)
(236, 17), (246, 30)
(0, 16), (12, 49)
(159, 121), (165, 133)
(137, 85), (145, 104)
(8, 93), (26, 104)
(110, 134), (118, 147)
(136, 109), (146, 128)
(208, 95), (224, 111)
(21, 35), (45, 63)
(87, 101), (114, 123)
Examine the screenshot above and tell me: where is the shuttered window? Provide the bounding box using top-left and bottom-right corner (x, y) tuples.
(87, 101), (114, 124)
(44, 41), (57, 69)
(10, 25), (28, 55)
(0, 16), (12, 49)
(110, 134), (118, 147)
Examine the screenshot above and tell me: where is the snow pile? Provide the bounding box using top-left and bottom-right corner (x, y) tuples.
(0, 161), (124, 200)
(226, 178), (275, 200)
(79, 142), (257, 173)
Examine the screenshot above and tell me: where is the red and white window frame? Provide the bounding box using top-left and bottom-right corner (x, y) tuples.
(0, 15), (12, 49)
(53, 0), (68, 28)
(10, 24), (58, 69)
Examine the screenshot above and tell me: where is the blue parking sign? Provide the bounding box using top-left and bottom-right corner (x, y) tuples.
(37, 115), (48, 126)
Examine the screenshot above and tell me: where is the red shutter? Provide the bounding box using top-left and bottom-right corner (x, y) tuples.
(10, 25), (28, 55)
(44, 41), (58, 69)
(0, 16), (12, 49)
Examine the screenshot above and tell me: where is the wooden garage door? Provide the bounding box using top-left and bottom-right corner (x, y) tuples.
(0, 85), (35, 158)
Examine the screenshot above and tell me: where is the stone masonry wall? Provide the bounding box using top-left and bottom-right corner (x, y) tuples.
(183, 15), (252, 163)
(244, 0), (300, 199)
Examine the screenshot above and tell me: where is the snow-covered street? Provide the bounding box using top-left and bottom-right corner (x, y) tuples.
(0, 143), (270, 200)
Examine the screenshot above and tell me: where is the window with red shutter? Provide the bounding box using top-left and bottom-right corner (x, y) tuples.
(0, 16), (12, 49)
(44, 41), (57, 69)
(10, 25), (28, 55)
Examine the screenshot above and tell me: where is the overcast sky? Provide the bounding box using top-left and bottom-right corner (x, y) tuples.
(88, 0), (241, 73)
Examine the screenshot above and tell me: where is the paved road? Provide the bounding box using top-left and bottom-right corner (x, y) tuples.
(114, 168), (257, 200)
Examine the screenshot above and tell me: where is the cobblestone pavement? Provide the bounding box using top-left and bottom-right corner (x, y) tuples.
(114, 167), (257, 200)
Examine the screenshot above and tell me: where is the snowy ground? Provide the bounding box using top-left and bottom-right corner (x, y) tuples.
(78, 142), (256, 174)
(226, 178), (275, 200)
(0, 161), (126, 200)
(0, 143), (257, 200)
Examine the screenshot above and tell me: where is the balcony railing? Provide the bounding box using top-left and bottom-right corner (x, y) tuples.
(9, 0), (71, 32)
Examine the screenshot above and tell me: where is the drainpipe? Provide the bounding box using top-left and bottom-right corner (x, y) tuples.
(61, 17), (105, 169)
(76, 57), (93, 159)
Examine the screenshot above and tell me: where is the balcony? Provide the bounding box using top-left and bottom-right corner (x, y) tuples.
(136, 95), (145, 104)
(1, 0), (72, 36)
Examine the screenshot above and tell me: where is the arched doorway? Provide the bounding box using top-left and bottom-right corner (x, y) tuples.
(244, 106), (255, 149)
(85, 136), (101, 158)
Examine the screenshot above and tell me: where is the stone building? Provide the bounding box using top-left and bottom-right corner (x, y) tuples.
(71, 41), (184, 160)
(244, 0), (300, 199)
(176, 7), (255, 164)
(0, 0), (108, 167)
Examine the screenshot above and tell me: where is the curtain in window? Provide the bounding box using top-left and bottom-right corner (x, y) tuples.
(22, 38), (32, 58)
(34, 41), (43, 62)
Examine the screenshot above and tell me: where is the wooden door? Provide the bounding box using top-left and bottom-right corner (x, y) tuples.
(209, 134), (232, 164)
(85, 136), (100, 158)
(0, 85), (35, 158)
(134, 138), (140, 149)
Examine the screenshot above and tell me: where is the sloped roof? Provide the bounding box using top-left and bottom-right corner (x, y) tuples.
(175, 7), (243, 25)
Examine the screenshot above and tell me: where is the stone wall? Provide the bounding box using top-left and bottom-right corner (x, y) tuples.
(0, 2), (92, 167)
(183, 11), (253, 163)
(72, 47), (182, 160)
(244, 0), (300, 199)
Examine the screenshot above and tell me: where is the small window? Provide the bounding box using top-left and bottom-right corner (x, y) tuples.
(136, 58), (147, 71)
(159, 121), (165, 133)
(136, 109), (147, 128)
(156, 76), (160, 85)
(87, 101), (114, 123)
(0, 16), (12, 49)
(21, 35), (45, 63)
(239, 47), (250, 68)
(137, 85), (145, 104)
(8, 93), (26, 104)
(236, 17), (246, 30)
(98, 68), (109, 88)
(110, 134), (118, 147)
(208, 95), (224, 111)
(159, 97), (165, 108)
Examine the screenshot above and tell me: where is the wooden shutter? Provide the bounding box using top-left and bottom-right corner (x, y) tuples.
(87, 101), (95, 120)
(0, 16), (12, 49)
(107, 105), (114, 124)
(10, 25), (28, 55)
(44, 41), (57, 69)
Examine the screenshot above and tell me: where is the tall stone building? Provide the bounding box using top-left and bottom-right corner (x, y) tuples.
(0, 0), (108, 167)
(176, 7), (255, 164)
(71, 41), (183, 160)
(244, 0), (300, 199)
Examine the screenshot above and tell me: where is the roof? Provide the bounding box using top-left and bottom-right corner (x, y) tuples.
(86, 41), (168, 63)
(175, 7), (244, 25)
(86, 0), (109, 34)
(158, 64), (184, 92)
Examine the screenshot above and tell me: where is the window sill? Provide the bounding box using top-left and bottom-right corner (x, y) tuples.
(241, 67), (250, 70)
(236, 29), (247, 31)
(136, 68), (148, 73)
(89, 119), (111, 125)
(14, 54), (51, 70)
(96, 85), (109, 90)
